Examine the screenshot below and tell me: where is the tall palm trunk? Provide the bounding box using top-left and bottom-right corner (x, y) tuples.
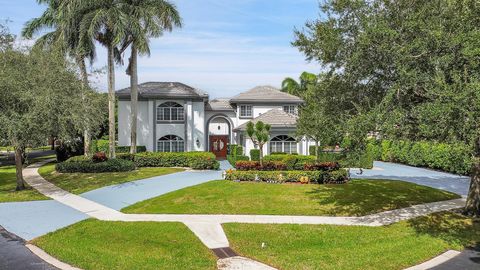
(76, 55), (91, 157)
(107, 44), (116, 159)
(129, 44), (138, 154)
(14, 146), (25, 191)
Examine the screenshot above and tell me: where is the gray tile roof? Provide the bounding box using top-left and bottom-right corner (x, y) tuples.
(234, 108), (298, 131)
(230, 85), (303, 104)
(206, 98), (234, 111)
(116, 82), (208, 99)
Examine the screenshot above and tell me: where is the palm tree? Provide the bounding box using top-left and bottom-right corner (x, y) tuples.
(281, 71), (318, 97)
(246, 121), (271, 166)
(118, 0), (182, 154)
(69, 0), (131, 158)
(22, 0), (96, 156)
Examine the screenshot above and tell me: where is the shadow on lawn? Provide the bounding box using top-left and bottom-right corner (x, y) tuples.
(305, 180), (457, 216)
(407, 211), (480, 248)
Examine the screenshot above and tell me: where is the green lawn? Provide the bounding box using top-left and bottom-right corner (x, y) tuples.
(32, 219), (217, 270)
(123, 179), (460, 216)
(224, 212), (480, 270)
(0, 165), (48, 202)
(0, 154), (56, 203)
(39, 163), (184, 194)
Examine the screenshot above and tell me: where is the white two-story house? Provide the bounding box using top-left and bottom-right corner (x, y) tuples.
(116, 82), (312, 159)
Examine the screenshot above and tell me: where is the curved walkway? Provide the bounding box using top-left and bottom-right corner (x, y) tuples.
(20, 159), (468, 270)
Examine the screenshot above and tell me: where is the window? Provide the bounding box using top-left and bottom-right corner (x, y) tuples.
(239, 105), (253, 118)
(283, 105), (297, 115)
(157, 102), (184, 122)
(157, 135), (185, 152)
(270, 135), (297, 154)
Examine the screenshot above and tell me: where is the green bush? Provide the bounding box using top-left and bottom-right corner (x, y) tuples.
(115, 146), (147, 153)
(91, 140), (146, 154)
(263, 154), (316, 170)
(65, 155), (90, 162)
(225, 169), (349, 184)
(134, 152), (219, 170)
(376, 140), (473, 175)
(227, 154), (249, 167)
(56, 158), (136, 173)
(250, 149), (260, 161)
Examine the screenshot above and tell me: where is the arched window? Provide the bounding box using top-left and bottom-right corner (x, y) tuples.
(157, 102), (184, 122)
(157, 135), (184, 152)
(270, 135), (297, 154)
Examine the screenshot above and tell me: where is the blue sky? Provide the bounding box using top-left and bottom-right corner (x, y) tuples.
(0, 0), (321, 98)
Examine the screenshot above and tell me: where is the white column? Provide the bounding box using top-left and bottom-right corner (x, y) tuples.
(186, 101), (193, 151)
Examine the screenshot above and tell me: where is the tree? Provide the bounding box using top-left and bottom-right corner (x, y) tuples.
(293, 0), (480, 216)
(246, 121), (271, 166)
(118, 0), (182, 154)
(61, 0), (131, 159)
(281, 71), (317, 97)
(297, 75), (345, 160)
(0, 34), (102, 190)
(22, 0), (97, 156)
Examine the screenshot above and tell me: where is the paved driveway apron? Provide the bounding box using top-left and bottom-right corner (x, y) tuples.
(351, 161), (471, 196)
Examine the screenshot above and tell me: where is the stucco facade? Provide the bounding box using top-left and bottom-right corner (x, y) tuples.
(117, 82), (314, 158)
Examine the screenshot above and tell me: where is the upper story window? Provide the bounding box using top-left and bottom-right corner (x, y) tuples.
(239, 105), (253, 118)
(283, 105), (297, 115)
(157, 135), (184, 152)
(157, 102), (184, 122)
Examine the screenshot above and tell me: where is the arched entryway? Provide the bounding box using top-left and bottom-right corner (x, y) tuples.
(206, 115), (233, 159)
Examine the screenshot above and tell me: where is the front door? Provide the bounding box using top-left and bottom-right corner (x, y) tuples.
(210, 135), (228, 159)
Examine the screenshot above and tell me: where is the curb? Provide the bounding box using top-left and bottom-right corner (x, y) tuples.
(26, 244), (83, 270)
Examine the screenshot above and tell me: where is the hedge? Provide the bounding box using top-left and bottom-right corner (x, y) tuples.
(225, 169), (349, 184)
(263, 154), (316, 170)
(308, 146), (374, 169)
(134, 152), (219, 170)
(92, 140), (146, 154)
(227, 154), (249, 167)
(370, 140), (473, 175)
(56, 158), (136, 173)
(250, 149), (260, 161)
(235, 161), (287, 171)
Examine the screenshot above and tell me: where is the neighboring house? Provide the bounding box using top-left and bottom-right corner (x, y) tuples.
(116, 82), (313, 159)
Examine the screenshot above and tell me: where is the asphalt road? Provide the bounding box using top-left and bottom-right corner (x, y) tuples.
(0, 226), (57, 270)
(0, 150), (55, 167)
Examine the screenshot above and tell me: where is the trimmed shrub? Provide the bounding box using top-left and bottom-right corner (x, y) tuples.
(56, 158), (136, 173)
(134, 152), (219, 170)
(92, 140), (146, 154)
(225, 169), (349, 184)
(304, 162), (340, 171)
(65, 155), (90, 163)
(264, 154), (316, 170)
(376, 140), (473, 175)
(227, 154), (249, 167)
(115, 146), (147, 153)
(250, 149), (260, 161)
(116, 153), (135, 161)
(270, 152), (287, 155)
(92, 152), (108, 163)
(235, 161), (287, 171)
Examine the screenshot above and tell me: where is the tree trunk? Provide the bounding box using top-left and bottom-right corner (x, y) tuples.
(315, 141), (319, 161)
(15, 147), (25, 191)
(129, 44), (138, 155)
(465, 158), (480, 217)
(107, 44), (116, 159)
(259, 143), (264, 166)
(76, 55), (91, 157)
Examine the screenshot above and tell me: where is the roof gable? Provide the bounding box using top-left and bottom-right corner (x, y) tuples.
(230, 85), (303, 104)
(234, 108), (298, 131)
(116, 82), (208, 100)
